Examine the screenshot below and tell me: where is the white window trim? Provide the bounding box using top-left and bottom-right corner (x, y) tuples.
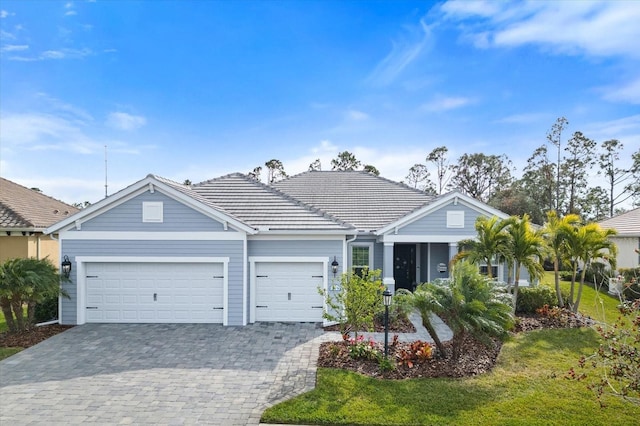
(143, 201), (163, 223)
(349, 242), (374, 272)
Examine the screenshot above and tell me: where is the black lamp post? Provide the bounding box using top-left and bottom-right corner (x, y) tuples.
(61, 255), (72, 278)
(331, 256), (339, 276)
(383, 289), (392, 357)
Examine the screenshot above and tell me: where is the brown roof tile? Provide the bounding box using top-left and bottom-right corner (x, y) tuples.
(0, 177), (79, 230)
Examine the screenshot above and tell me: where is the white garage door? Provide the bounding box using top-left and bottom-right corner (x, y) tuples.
(85, 262), (224, 323)
(255, 262), (325, 322)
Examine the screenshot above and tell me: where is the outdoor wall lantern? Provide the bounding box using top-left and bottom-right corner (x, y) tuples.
(61, 255), (72, 278)
(383, 289), (393, 357)
(331, 256), (339, 276)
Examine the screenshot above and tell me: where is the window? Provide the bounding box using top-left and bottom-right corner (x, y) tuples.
(447, 211), (464, 228)
(143, 201), (163, 223)
(350, 243), (373, 277)
(479, 265), (498, 278)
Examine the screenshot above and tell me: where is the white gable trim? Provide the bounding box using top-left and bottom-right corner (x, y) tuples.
(45, 175), (256, 235)
(380, 234), (477, 243)
(377, 191), (509, 236)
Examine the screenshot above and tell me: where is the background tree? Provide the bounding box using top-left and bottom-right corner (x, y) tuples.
(581, 187), (609, 222)
(363, 164), (380, 176)
(450, 153), (513, 203)
(331, 151), (362, 171)
(308, 158), (322, 171)
(404, 164), (436, 193)
(489, 182), (542, 225)
(427, 146), (452, 195)
(521, 144), (556, 216)
(248, 166), (262, 181)
(265, 159), (287, 184)
(72, 201), (92, 209)
(547, 117), (569, 211)
(183, 179), (192, 186)
(561, 131), (596, 215)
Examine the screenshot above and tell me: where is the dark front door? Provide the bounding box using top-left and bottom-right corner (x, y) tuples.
(394, 244), (416, 291)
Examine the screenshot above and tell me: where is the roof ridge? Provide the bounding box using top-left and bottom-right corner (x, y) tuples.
(192, 172), (246, 187)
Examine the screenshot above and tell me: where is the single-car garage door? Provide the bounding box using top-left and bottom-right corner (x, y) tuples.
(255, 262), (325, 322)
(85, 262), (224, 323)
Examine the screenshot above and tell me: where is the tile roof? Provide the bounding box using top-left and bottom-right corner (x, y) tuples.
(598, 207), (640, 237)
(273, 171), (434, 230)
(191, 173), (353, 231)
(0, 177), (79, 230)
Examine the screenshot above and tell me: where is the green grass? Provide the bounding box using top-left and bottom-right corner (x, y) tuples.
(262, 273), (640, 425)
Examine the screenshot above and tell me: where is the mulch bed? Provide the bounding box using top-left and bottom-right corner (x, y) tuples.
(0, 324), (74, 349)
(324, 313), (416, 334)
(318, 309), (592, 380)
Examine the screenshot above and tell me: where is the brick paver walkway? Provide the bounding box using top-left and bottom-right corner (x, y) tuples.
(0, 323), (339, 425)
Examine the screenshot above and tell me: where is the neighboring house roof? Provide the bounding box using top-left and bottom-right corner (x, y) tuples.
(0, 177), (78, 231)
(273, 171), (434, 230)
(192, 173), (353, 231)
(598, 207), (640, 237)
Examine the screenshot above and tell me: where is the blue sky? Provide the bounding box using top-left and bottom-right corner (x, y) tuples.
(1, 0), (639, 205)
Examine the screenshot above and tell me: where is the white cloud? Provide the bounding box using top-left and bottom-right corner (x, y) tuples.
(35, 92), (94, 122)
(0, 44), (28, 52)
(421, 96), (474, 112)
(1, 10), (14, 18)
(601, 77), (640, 105)
(1, 29), (16, 40)
(9, 47), (92, 61)
(346, 109), (369, 122)
(65, 10), (77, 16)
(494, 112), (550, 124)
(441, 0), (640, 59)
(106, 112), (147, 131)
(0, 112), (99, 154)
(367, 18), (433, 86)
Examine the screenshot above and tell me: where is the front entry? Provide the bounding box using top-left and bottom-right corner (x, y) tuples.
(394, 244), (416, 291)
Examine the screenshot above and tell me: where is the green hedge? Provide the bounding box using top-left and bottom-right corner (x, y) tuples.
(34, 297), (59, 323)
(516, 286), (558, 314)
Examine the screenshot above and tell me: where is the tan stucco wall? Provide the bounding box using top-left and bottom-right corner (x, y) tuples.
(0, 234), (60, 264)
(0, 236), (29, 262)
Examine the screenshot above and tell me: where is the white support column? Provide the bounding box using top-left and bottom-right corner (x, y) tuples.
(383, 242), (395, 291)
(448, 242), (458, 266)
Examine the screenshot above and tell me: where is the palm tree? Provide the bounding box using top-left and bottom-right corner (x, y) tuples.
(410, 287), (446, 356)
(420, 261), (514, 361)
(564, 223), (617, 313)
(542, 211), (581, 307)
(453, 216), (511, 279)
(504, 214), (545, 312)
(0, 257), (68, 333)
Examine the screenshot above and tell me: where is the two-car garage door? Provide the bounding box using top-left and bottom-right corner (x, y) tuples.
(85, 262), (224, 323)
(254, 261), (325, 322)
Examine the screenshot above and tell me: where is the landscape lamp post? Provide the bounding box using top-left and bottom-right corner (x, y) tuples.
(383, 289), (392, 358)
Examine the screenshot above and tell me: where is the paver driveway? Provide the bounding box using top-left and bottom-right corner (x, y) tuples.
(0, 322), (337, 425)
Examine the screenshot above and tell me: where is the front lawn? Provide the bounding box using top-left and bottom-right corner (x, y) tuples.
(0, 309), (24, 360)
(262, 274), (640, 425)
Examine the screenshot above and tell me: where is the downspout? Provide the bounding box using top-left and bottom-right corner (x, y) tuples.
(343, 234), (358, 274)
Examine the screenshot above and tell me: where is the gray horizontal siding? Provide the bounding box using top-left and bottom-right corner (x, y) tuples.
(398, 203), (484, 236)
(80, 191), (231, 232)
(60, 239), (244, 325)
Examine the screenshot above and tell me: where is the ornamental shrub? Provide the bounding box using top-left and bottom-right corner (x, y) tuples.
(516, 286), (558, 314)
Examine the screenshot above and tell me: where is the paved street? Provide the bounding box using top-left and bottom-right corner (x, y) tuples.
(0, 322), (337, 425)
